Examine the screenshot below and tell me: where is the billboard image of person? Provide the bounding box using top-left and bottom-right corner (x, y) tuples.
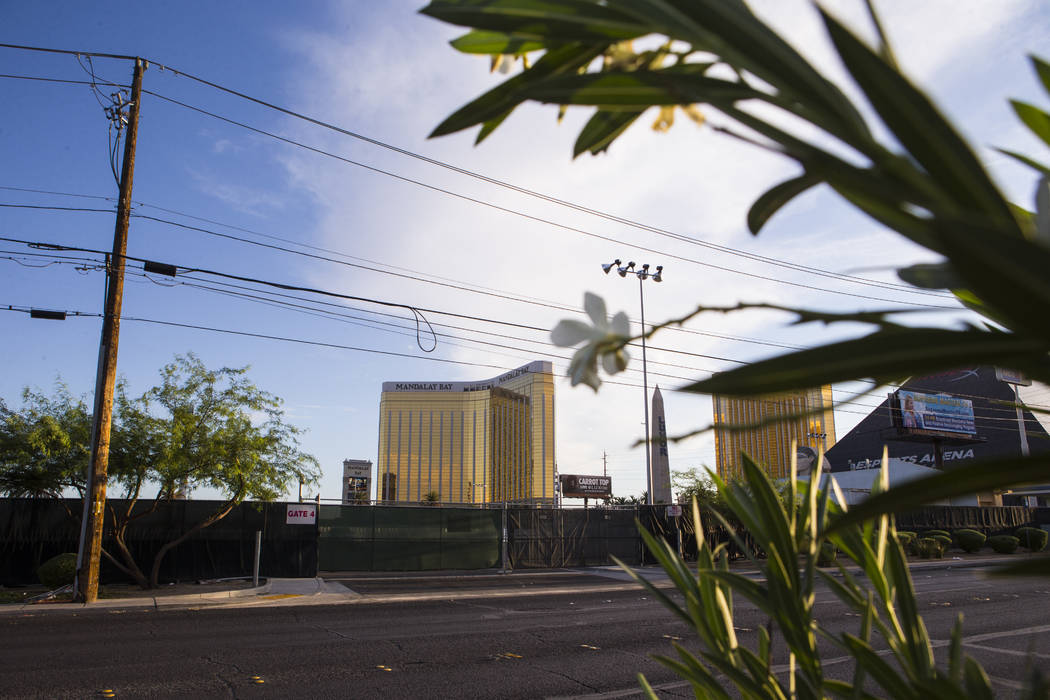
(796, 446), (819, 478)
(902, 394), (925, 429)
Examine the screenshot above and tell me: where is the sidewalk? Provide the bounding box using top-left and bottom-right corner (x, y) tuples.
(0, 552), (1038, 615)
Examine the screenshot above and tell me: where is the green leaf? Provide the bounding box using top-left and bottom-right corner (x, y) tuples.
(994, 148), (1050, 176)
(636, 673), (663, 700)
(895, 262), (962, 290)
(519, 67), (764, 107)
(574, 107), (645, 156)
(827, 456), (1050, 534)
(1011, 100), (1050, 148)
(747, 173), (820, 235)
(963, 657), (995, 700)
(680, 327), (1050, 397)
(840, 635), (915, 699)
(420, 0), (647, 42)
(928, 218), (1050, 339)
(820, 8), (1014, 226)
(475, 111), (511, 145)
(721, 104), (948, 253)
(605, 0), (870, 145)
(430, 42), (606, 138)
(948, 615), (964, 685)
(1034, 55), (1050, 96)
(450, 30), (545, 54)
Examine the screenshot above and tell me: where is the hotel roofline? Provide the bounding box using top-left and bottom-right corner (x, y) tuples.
(381, 361), (553, 393)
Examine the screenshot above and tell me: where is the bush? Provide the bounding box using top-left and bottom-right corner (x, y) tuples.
(1015, 527), (1048, 552)
(897, 532), (917, 556)
(36, 552), (77, 590)
(924, 529), (951, 540)
(817, 541), (837, 567)
(988, 535), (1020, 554)
(954, 529), (987, 553)
(931, 534), (953, 550)
(916, 538), (944, 559)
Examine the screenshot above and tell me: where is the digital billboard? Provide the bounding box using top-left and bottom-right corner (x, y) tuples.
(894, 390), (976, 437)
(559, 474), (612, 499)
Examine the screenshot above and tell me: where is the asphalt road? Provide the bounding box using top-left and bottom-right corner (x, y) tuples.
(3, 567), (1048, 699)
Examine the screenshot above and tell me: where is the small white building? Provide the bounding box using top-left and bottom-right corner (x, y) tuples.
(813, 459), (978, 507)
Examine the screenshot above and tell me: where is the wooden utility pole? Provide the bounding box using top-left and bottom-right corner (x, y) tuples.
(75, 58), (145, 604)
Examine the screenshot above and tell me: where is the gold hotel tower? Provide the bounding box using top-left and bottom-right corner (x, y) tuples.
(377, 361), (556, 505)
(713, 386), (836, 480)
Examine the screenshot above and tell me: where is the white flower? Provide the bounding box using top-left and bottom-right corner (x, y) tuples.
(551, 292), (631, 391)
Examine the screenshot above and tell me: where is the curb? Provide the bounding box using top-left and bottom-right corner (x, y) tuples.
(0, 579), (274, 615)
(1, 557), (1031, 614)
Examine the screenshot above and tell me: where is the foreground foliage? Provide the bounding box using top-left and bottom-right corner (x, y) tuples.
(618, 455), (1047, 699)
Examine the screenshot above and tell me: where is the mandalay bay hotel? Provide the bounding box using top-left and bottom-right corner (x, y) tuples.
(377, 361), (556, 506)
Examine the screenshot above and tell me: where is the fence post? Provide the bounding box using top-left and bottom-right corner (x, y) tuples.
(253, 530), (262, 587)
(638, 505), (644, 566)
(501, 502), (509, 573)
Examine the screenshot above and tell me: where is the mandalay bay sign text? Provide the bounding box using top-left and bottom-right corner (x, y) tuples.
(384, 361), (549, 393)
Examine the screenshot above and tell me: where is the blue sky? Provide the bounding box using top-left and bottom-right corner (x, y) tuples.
(3, 1), (1049, 503)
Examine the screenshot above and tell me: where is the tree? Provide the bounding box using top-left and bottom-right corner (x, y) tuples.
(671, 467), (718, 506)
(422, 0), (1050, 565)
(1, 354), (320, 589)
(607, 491), (646, 505)
(0, 385), (91, 501)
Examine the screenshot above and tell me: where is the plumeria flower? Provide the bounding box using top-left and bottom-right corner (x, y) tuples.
(550, 292), (631, 391)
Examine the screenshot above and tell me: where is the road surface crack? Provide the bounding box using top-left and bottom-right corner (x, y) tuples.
(202, 655), (245, 698)
(536, 665), (600, 692)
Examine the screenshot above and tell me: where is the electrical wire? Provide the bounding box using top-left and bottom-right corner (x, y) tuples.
(143, 88), (961, 310)
(0, 46), (972, 306)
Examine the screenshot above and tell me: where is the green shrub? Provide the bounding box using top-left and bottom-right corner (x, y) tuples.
(916, 537), (944, 559)
(931, 534), (953, 550)
(954, 529), (987, 553)
(817, 541), (837, 567)
(897, 532), (917, 556)
(924, 529), (951, 539)
(1015, 527), (1048, 552)
(988, 535), (1020, 554)
(36, 552), (77, 590)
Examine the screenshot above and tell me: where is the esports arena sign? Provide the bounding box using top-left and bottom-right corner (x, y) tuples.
(559, 474), (612, 499)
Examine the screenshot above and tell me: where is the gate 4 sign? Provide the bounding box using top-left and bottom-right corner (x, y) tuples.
(286, 504), (317, 525)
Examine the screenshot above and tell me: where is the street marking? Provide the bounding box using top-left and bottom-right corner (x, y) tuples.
(986, 674), (1026, 691)
(579, 644), (600, 650)
(964, 643), (1050, 661)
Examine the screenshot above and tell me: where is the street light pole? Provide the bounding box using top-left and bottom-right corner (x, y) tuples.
(603, 260), (663, 506)
(637, 271), (652, 506)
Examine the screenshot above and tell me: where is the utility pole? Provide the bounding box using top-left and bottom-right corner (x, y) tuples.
(75, 57), (145, 604)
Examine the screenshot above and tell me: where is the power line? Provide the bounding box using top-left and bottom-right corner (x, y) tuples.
(142, 87), (960, 310)
(1, 186), (806, 351)
(8, 240), (1047, 422)
(0, 46), (969, 303)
